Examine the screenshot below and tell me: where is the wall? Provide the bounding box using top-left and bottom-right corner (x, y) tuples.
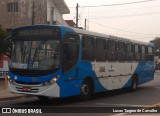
(47, 0), (68, 25)
(0, 0), (47, 29)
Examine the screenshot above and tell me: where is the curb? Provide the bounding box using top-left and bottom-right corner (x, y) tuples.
(0, 95), (34, 101)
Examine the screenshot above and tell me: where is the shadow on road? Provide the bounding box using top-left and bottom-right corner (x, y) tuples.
(8, 86), (150, 107)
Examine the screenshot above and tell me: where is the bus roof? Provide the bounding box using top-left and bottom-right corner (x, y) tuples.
(12, 25), (154, 46)
(69, 26), (153, 46)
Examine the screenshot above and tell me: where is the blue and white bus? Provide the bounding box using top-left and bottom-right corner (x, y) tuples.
(8, 25), (155, 100)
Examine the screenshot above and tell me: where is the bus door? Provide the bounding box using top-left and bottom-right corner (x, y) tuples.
(62, 34), (80, 80)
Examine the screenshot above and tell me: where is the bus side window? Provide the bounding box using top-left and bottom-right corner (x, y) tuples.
(146, 46), (154, 61)
(126, 43), (133, 61)
(63, 34), (79, 73)
(95, 38), (106, 62)
(117, 41), (125, 61)
(108, 40), (116, 61)
(82, 36), (95, 61)
(141, 46), (146, 61)
(134, 44), (141, 61)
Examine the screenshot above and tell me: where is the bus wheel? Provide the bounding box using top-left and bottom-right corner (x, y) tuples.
(79, 80), (92, 100)
(130, 75), (138, 91)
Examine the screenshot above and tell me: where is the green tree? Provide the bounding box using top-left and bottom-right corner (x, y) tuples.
(0, 25), (9, 54)
(150, 37), (160, 51)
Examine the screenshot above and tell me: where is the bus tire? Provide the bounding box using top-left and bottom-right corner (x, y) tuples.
(130, 75), (138, 92)
(79, 80), (92, 100)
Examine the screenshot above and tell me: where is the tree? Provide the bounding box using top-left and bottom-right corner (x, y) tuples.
(150, 37), (160, 51)
(0, 25), (10, 55)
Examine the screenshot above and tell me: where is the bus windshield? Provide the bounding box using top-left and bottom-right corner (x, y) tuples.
(10, 39), (61, 70)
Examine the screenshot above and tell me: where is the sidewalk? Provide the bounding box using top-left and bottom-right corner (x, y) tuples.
(0, 79), (28, 101)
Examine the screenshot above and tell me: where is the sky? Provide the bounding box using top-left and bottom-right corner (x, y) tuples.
(63, 0), (160, 42)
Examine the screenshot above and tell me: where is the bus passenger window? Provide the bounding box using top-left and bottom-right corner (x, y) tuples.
(146, 47), (154, 61)
(117, 42), (125, 61)
(82, 36), (95, 61)
(141, 46), (146, 61)
(108, 40), (116, 61)
(126, 43), (133, 61)
(95, 38), (106, 62)
(134, 45), (141, 61)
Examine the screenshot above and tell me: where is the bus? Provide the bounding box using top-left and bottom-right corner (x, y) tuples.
(7, 25), (155, 100)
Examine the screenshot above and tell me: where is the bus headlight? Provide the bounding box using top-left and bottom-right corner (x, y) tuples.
(50, 75), (60, 84)
(7, 75), (10, 79)
(42, 75), (60, 86)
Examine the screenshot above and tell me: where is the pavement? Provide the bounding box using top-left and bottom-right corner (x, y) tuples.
(0, 78), (29, 101)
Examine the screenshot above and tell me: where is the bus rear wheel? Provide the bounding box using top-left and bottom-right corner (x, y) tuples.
(79, 80), (92, 100)
(130, 75), (138, 91)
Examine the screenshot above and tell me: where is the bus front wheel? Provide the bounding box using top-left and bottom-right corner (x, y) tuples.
(79, 80), (92, 100)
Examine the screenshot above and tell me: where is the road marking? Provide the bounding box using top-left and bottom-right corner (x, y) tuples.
(111, 113), (160, 116)
(145, 102), (160, 108)
(94, 102), (147, 107)
(0, 97), (36, 103)
(111, 113), (127, 116)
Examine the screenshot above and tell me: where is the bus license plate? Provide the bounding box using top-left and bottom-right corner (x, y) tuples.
(22, 87), (31, 92)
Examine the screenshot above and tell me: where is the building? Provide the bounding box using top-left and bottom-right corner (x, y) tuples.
(0, 0), (70, 78)
(0, 0), (70, 31)
(0, 54), (9, 78)
(65, 20), (76, 28)
(65, 20), (84, 29)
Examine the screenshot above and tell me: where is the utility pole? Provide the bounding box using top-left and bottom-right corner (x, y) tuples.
(50, 7), (54, 24)
(32, 2), (35, 25)
(84, 19), (87, 30)
(76, 3), (79, 28)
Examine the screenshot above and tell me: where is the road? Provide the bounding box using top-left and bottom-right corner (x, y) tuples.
(1, 72), (160, 115)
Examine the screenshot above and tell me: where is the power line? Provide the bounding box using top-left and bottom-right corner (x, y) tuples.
(64, 0), (157, 9)
(85, 5), (160, 14)
(80, 0), (157, 8)
(69, 4), (160, 15)
(89, 11), (160, 19)
(88, 20), (160, 35)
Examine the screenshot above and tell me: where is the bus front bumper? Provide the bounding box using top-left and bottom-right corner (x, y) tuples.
(8, 80), (60, 98)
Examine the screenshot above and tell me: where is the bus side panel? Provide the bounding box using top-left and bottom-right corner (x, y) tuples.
(123, 61), (155, 88)
(136, 61), (155, 85)
(59, 62), (107, 97)
(58, 65), (82, 97)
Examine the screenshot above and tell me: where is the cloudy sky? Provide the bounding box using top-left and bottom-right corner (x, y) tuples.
(63, 0), (160, 42)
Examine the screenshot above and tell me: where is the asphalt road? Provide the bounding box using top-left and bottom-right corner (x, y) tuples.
(1, 72), (160, 116)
